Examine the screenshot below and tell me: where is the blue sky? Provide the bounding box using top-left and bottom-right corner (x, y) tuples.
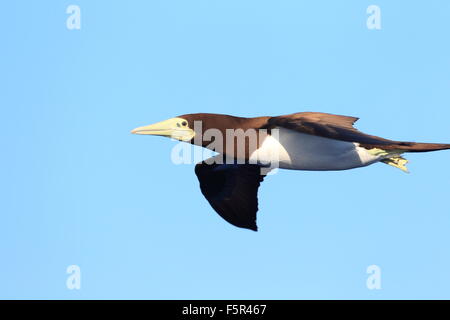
(1, 0), (450, 299)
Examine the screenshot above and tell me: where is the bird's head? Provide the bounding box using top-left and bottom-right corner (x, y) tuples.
(131, 115), (197, 142)
(131, 113), (244, 144)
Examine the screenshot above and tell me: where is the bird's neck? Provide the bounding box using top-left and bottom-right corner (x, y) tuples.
(191, 114), (271, 160)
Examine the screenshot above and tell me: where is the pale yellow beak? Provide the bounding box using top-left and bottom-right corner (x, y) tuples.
(131, 117), (195, 142)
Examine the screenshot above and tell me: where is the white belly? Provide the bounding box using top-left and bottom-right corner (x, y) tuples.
(249, 127), (382, 171)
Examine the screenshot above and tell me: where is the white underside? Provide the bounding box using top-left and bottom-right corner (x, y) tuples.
(249, 127), (384, 171)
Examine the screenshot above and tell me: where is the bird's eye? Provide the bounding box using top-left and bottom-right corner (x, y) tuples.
(182, 121), (188, 127)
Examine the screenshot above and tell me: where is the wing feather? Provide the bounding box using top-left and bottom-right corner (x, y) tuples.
(195, 158), (267, 231)
(266, 112), (395, 146)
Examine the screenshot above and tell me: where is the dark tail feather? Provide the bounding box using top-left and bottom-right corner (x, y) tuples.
(394, 142), (450, 153)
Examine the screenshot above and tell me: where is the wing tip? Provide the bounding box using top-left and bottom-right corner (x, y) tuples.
(232, 221), (258, 232)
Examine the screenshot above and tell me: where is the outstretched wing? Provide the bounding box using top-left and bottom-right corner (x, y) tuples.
(266, 112), (450, 151)
(267, 112), (395, 146)
(194, 159), (268, 231)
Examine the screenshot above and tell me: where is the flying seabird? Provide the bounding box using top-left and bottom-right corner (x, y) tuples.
(131, 112), (450, 231)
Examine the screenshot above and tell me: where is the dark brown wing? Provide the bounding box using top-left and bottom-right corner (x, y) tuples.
(267, 112), (395, 146)
(195, 159), (267, 231)
(267, 112), (450, 152)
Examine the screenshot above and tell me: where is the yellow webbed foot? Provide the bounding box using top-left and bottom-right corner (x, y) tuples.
(381, 156), (409, 173)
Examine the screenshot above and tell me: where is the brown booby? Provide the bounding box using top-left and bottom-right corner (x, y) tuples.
(131, 112), (450, 231)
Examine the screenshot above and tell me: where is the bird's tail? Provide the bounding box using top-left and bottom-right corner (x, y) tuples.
(394, 142), (450, 153)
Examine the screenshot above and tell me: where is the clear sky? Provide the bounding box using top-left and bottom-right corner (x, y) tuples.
(1, 0), (450, 299)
